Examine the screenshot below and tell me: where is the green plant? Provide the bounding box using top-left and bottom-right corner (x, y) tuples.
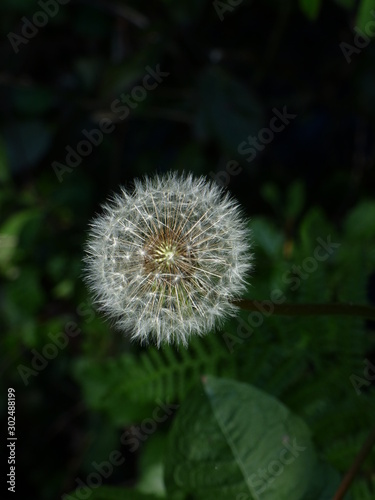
(71, 199), (375, 499)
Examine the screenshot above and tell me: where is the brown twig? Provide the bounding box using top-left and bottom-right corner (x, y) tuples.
(236, 300), (375, 321)
(333, 425), (375, 500)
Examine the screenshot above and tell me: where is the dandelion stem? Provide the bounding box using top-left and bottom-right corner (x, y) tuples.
(236, 300), (375, 321)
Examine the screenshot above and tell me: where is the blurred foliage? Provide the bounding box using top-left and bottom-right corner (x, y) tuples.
(0, 0), (375, 499)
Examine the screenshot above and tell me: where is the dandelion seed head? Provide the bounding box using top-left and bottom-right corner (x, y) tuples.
(84, 172), (252, 346)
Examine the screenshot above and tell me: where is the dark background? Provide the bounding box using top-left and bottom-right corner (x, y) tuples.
(0, 0), (375, 499)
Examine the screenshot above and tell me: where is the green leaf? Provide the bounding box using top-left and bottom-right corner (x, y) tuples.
(344, 200), (375, 241)
(0, 209), (40, 273)
(250, 217), (284, 259)
(73, 356), (157, 425)
(356, 0), (375, 31)
(64, 486), (162, 500)
(350, 477), (375, 499)
(165, 376), (340, 499)
(76, 334), (236, 411)
(299, 0), (322, 20)
(7, 267), (45, 315)
(298, 207), (334, 256)
(138, 433), (167, 498)
(285, 180), (305, 220)
(0, 233), (17, 271)
(260, 184), (281, 213)
(0, 209), (40, 235)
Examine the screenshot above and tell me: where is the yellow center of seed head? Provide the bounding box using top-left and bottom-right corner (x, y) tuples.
(165, 248), (174, 260)
(158, 244), (176, 266)
(143, 231), (191, 283)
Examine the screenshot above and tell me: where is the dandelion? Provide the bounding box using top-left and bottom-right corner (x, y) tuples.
(84, 172), (252, 346)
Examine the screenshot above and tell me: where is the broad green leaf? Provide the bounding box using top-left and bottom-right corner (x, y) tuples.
(299, 0), (322, 20)
(63, 486), (162, 500)
(165, 376), (340, 499)
(356, 0), (375, 31)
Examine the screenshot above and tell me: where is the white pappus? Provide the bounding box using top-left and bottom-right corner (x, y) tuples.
(84, 172), (252, 346)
